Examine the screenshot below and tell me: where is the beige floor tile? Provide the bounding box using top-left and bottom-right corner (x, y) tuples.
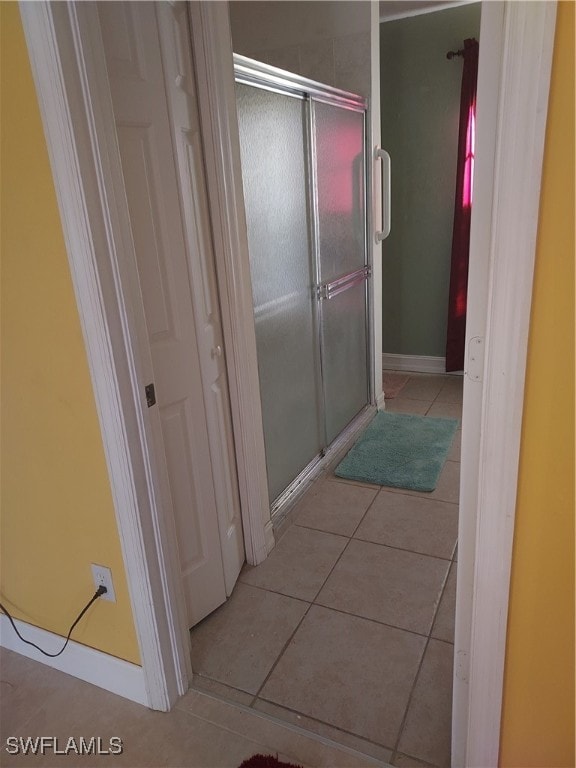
(1, 677), (263, 768)
(293, 479), (377, 537)
(0, 648), (79, 737)
(387, 461), (460, 505)
(398, 376), (446, 401)
(260, 605), (425, 749)
(178, 688), (385, 767)
(431, 564), (457, 643)
(253, 699), (393, 764)
(397, 640), (454, 768)
(436, 377), (464, 404)
(446, 429), (461, 462)
(327, 474), (382, 491)
(354, 492), (458, 560)
(383, 398), (430, 416)
(1, 646), (395, 768)
(315, 540), (449, 635)
(190, 674), (255, 707)
(426, 401), (462, 422)
(240, 526), (348, 602)
(189, 583), (308, 694)
(392, 753), (437, 767)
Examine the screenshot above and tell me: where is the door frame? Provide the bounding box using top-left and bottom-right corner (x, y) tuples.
(19, 1), (556, 764)
(452, 3), (556, 765)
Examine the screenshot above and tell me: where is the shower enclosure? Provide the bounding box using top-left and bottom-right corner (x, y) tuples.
(235, 56), (372, 514)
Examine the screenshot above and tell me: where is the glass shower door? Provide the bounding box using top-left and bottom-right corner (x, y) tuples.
(235, 60), (370, 508)
(235, 84), (322, 503)
(314, 101), (369, 444)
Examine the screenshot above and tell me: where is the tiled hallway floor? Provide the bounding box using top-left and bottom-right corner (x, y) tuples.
(0, 648), (381, 768)
(190, 373), (463, 768)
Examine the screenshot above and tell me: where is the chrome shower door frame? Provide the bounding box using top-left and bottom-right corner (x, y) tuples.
(234, 55), (374, 520)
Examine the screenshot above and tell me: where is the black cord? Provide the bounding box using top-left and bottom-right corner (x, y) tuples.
(0, 585), (107, 658)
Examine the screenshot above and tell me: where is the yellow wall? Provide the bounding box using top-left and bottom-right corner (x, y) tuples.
(0, 4), (140, 664)
(500, 2), (575, 765)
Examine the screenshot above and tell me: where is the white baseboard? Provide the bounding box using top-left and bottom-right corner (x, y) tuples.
(0, 615), (148, 707)
(382, 353), (447, 374)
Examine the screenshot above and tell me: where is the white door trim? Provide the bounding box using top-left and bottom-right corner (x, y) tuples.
(187, 2), (274, 565)
(18, 7), (557, 768)
(19, 1), (193, 710)
(456, 3), (557, 766)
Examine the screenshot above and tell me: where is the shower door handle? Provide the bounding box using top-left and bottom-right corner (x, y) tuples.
(318, 266), (371, 300)
(375, 147), (391, 242)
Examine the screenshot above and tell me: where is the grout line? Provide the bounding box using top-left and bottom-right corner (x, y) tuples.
(429, 636), (455, 648)
(391, 750), (438, 768)
(253, 695), (396, 755)
(244, 509), (447, 705)
(392, 635), (432, 757)
(309, 537), (353, 603)
(347, 535), (457, 563)
(329, 476), (382, 491)
(187, 674), (257, 706)
(290, 521), (458, 565)
(251, 600), (315, 701)
(330, 480), (461, 504)
(241, 579), (440, 642)
(348, 483), (385, 540)
(428, 558), (453, 642)
(236, 580), (312, 607)
(311, 598), (437, 642)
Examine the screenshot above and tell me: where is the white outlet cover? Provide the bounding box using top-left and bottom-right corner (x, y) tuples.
(91, 563), (116, 602)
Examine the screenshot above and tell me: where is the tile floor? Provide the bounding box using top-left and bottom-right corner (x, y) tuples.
(0, 648), (382, 768)
(1, 373), (461, 768)
(189, 373), (463, 768)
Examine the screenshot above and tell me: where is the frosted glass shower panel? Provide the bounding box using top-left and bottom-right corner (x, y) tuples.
(235, 84), (321, 502)
(314, 102), (366, 282)
(322, 280), (369, 445)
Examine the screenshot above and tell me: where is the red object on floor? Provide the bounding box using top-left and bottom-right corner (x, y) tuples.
(239, 755), (303, 768)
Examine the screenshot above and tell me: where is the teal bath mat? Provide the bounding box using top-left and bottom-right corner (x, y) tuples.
(335, 411), (458, 491)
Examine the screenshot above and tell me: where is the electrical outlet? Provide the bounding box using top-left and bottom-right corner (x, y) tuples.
(91, 564), (116, 602)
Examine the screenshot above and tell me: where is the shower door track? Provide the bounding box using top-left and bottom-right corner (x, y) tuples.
(270, 403), (376, 525)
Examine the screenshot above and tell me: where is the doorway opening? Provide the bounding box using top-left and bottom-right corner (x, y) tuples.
(380, 2), (481, 379)
(190, 368), (460, 765)
(188, 3), (474, 766)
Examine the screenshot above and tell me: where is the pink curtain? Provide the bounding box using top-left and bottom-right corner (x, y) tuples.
(445, 38), (479, 372)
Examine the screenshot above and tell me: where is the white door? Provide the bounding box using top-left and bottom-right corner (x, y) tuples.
(97, 1), (245, 626)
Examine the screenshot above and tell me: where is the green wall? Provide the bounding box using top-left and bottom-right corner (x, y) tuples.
(380, 3), (481, 358)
